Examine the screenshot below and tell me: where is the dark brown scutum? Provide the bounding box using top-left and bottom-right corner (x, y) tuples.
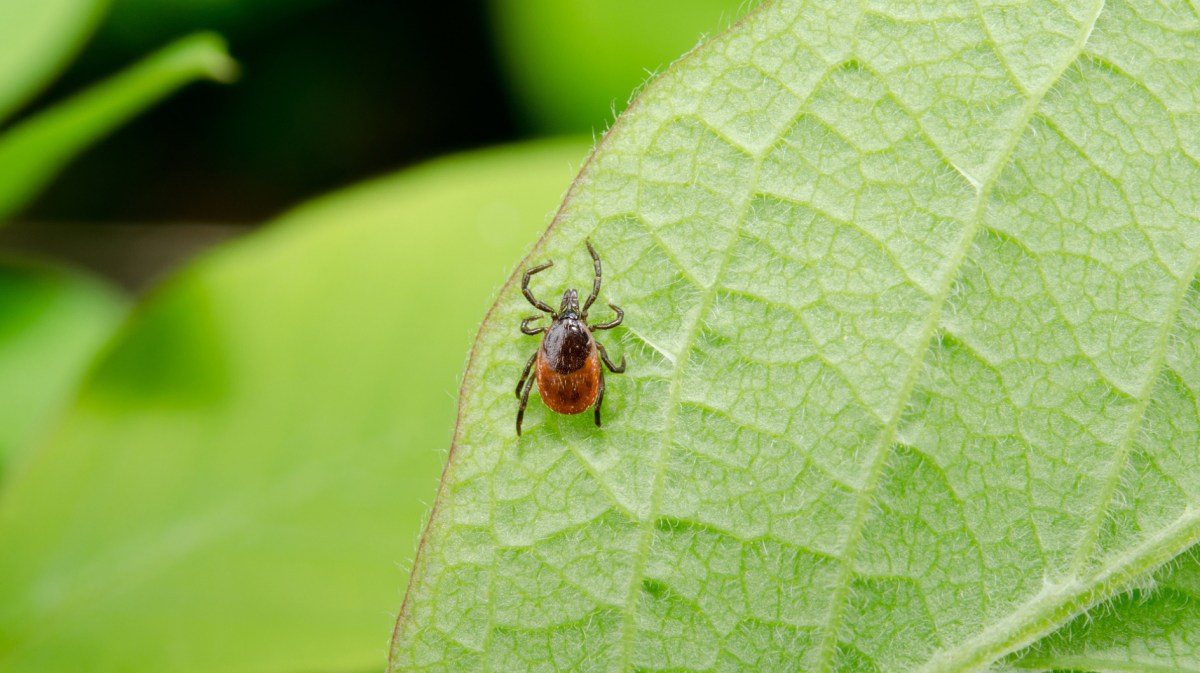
(540, 318), (593, 373)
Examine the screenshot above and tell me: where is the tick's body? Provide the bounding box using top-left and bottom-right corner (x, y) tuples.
(515, 240), (625, 436)
(537, 318), (600, 414)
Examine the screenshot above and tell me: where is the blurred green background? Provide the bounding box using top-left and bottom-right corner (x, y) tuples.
(0, 1), (744, 672)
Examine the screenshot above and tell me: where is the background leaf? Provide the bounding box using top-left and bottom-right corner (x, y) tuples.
(0, 0), (109, 123)
(0, 33), (237, 220)
(0, 138), (588, 673)
(489, 0), (745, 132)
(0, 260), (124, 475)
(390, 0), (1200, 671)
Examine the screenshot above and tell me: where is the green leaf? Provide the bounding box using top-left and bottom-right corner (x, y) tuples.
(0, 33), (237, 221)
(489, 0), (745, 132)
(0, 0), (109, 123)
(0, 139), (589, 673)
(390, 0), (1200, 671)
(0, 260), (124, 475)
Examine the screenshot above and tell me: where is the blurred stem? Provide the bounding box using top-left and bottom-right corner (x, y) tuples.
(0, 32), (238, 222)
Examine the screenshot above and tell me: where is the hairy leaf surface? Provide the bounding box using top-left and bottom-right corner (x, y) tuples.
(390, 0), (1200, 671)
(1009, 554), (1200, 671)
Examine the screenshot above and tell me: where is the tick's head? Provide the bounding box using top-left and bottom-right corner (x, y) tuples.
(558, 288), (580, 318)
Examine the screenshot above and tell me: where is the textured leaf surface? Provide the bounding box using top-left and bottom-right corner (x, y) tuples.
(0, 260), (124, 475)
(0, 33), (236, 220)
(0, 0), (108, 123)
(390, 0), (1200, 671)
(1009, 554), (1200, 671)
(0, 140), (588, 673)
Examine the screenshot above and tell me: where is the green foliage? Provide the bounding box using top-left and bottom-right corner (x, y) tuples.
(0, 261), (124, 474)
(0, 139), (589, 673)
(0, 0), (109, 122)
(0, 33), (236, 220)
(0, 10), (234, 476)
(489, 0), (746, 132)
(390, 0), (1200, 671)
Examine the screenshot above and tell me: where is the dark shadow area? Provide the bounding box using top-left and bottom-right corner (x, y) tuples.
(14, 0), (520, 224)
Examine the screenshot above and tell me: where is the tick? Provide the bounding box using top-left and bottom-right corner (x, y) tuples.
(515, 239), (627, 436)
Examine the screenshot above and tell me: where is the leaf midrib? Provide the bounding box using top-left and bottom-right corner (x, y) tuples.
(918, 506), (1200, 673)
(1016, 655), (1200, 673)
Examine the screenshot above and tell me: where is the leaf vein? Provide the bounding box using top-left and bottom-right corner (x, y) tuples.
(811, 2), (1110, 671)
(608, 48), (840, 673)
(1067, 230), (1200, 575)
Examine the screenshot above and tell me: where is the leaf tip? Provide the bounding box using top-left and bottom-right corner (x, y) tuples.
(171, 32), (241, 84)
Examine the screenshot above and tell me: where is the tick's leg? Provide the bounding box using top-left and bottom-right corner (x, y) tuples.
(597, 342), (626, 373)
(583, 239), (602, 316)
(594, 368), (605, 427)
(521, 315), (545, 335)
(590, 303), (624, 331)
(515, 351), (538, 398)
(516, 371), (536, 436)
(522, 261), (556, 314)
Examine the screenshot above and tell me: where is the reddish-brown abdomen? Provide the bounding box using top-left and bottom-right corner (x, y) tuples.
(536, 343), (600, 414)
